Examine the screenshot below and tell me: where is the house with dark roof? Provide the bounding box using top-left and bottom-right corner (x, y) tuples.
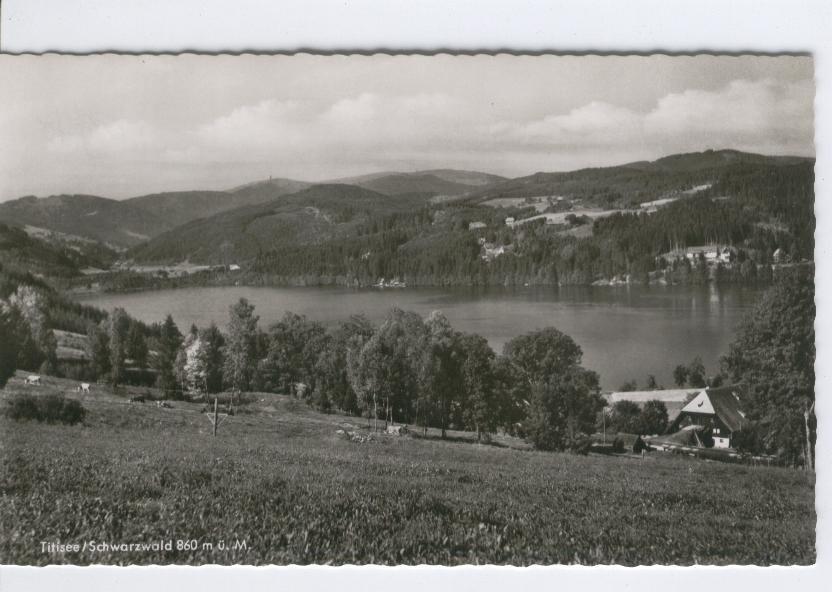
(667, 386), (747, 448)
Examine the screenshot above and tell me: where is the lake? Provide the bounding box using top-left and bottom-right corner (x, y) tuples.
(75, 284), (764, 391)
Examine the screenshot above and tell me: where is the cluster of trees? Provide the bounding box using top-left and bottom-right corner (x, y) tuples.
(616, 357), (726, 393)
(702, 161), (814, 258)
(617, 374), (662, 392)
(73, 297), (604, 450)
(0, 297), (59, 378)
(672, 356), (712, 388)
(723, 268), (815, 469)
(254, 305), (602, 448)
(606, 399), (669, 436)
(0, 223), (117, 280)
(0, 267), (107, 383)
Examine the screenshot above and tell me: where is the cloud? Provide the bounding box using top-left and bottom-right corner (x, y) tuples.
(507, 101), (644, 147)
(195, 99), (309, 151)
(31, 78), (813, 197)
(499, 78), (814, 155)
(644, 78), (814, 151)
(47, 119), (159, 155)
(190, 92), (475, 162)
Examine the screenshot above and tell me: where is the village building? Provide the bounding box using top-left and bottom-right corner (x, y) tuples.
(659, 245), (736, 265)
(481, 243), (510, 261)
(667, 386), (747, 448)
(468, 221), (487, 230)
(504, 217), (516, 227)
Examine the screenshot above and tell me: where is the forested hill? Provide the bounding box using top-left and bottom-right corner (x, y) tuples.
(328, 170), (506, 197)
(2, 150), (813, 288)
(127, 184), (430, 264)
(0, 170), (500, 247)
(0, 194), (169, 248)
(124, 176), (309, 228)
(123, 150), (814, 288)
(464, 149), (813, 208)
(350, 173), (477, 197)
(0, 223), (118, 278)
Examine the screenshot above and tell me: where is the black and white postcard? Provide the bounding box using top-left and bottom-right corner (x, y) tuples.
(0, 52), (817, 568)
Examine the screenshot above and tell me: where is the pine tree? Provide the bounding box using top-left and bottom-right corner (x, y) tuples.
(108, 308), (130, 386)
(0, 308), (19, 388)
(126, 320), (148, 368)
(198, 323), (225, 393)
(155, 314), (183, 398)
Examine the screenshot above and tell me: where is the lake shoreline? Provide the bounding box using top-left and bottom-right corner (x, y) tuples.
(72, 283), (766, 391)
(65, 264), (791, 298)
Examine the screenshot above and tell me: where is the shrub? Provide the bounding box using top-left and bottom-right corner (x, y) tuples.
(60, 399), (87, 425)
(608, 400), (642, 433)
(611, 436), (625, 453)
(5, 394), (41, 422)
(4, 393), (86, 425)
(38, 394), (66, 422)
(639, 400), (669, 435)
(565, 433), (592, 455)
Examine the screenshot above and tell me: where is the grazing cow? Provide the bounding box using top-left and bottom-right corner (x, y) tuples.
(129, 395), (146, 404)
(156, 401), (173, 409)
(24, 375), (41, 386)
(76, 382), (91, 393)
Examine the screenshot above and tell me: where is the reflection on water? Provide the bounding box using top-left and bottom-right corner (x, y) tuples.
(76, 284), (764, 390)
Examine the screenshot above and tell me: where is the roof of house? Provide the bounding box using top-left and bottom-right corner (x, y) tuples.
(606, 389), (700, 404)
(679, 386), (747, 433)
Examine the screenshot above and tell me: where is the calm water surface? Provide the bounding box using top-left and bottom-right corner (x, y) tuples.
(75, 284), (764, 390)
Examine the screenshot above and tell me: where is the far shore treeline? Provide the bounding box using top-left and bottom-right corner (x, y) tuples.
(0, 261), (815, 466)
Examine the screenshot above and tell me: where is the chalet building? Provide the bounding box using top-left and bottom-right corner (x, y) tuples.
(667, 386), (747, 449)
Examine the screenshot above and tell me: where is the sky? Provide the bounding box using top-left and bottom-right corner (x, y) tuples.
(0, 54), (815, 201)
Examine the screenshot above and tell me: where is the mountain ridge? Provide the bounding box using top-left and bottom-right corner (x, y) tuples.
(0, 150), (813, 257)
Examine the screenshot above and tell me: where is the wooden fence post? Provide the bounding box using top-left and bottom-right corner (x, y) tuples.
(213, 397), (218, 437)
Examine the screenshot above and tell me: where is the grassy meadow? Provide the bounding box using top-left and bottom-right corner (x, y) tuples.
(0, 372), (816, 566)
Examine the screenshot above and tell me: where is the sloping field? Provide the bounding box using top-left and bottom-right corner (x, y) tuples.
(0, 372), (815, 566)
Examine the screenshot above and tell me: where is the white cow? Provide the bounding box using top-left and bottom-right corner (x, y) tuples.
(386, 424), (409, 436)
(24, 375), (41, 386)
(76, 382), (91, 393)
